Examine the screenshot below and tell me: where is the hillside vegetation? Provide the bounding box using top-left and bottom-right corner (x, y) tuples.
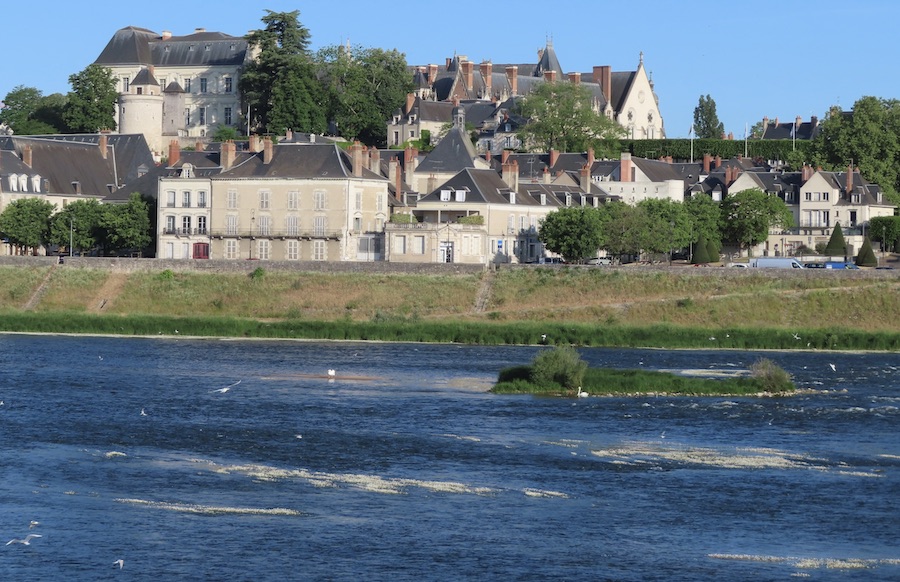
(1, 264), (899, 350)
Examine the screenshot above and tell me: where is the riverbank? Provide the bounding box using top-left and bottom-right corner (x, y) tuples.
(2, 261), (899, 350)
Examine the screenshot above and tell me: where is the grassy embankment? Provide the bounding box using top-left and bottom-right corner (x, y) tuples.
(1, 264), (899, 350)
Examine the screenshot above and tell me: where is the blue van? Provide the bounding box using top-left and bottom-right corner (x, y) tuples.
(824, 262), (860, 270)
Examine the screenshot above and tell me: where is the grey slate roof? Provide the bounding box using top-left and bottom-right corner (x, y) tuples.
(25, 133), (155, 185)
(0, 136), (117, 197)
(419, 168), (515, 204)
(132, 68), (159, 86)
(415, 127), (479, 175)
(212, 143), (386, 181)
(95, 26), (248, 68)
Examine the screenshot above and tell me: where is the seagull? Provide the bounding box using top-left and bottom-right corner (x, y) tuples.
(708, 336), (716, 341)
(113, 559), (124, 569)
(98, 355), (103, 360)
(327, 369), (336, 377)
(540, 334), (547, 344)
(660, 431), (666, 439)
(6, 534), (41, 546)
(212, 380), (241, 393)
(792, 333), (801, 340)
(576, 387), (588, 398)
(140, 408), (147, 417)
(829, 363), (836, 372)
(29, 521), (39, 529)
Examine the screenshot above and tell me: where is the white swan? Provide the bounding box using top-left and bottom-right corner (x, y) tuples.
(327, 369), (336, 377)
(576, 387), (588, 398)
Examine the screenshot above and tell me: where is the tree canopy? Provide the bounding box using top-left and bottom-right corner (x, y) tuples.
(538, 206), (604, 263)
(719, 188), (793, 254)
(64, 64), (118, 132)
(48, 199), (106, 253)
(0, 198), (55, 253)
(516, 82), (624, 155)
(0, 86), (67, 134)
(317, 45), (413, 147)
(693, 94), (724, 139)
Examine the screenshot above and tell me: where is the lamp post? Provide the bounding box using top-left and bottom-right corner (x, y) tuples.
(883, 225), (887, 265)
(69, 218), (74, 257)
(249, 210), (255, 260)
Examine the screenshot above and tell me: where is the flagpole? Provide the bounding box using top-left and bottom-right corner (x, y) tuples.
(689, 125), (694, 163)
(744, 123), (748, 158)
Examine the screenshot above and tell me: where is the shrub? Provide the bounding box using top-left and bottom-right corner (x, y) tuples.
(693, 234), (710, 264)
(250, 267), (266, 280)
(749, 358), (793, 392)
(390, 213), (418, 224)
(457, 215), (485, 225)
(529, 345), (587, 390)
(159, 269), (175, 281)
(855, 238), (878, 267)
(824, 223), (847, 256)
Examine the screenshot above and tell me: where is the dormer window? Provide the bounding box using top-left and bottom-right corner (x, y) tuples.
(8, 173), (18, 192)
(32, 174), (41, 193)
(540, 194), (546, 205)
(18, 174), (28, 192)
(565, 194), (572, 206)
(455, 190), (466, 202)
(440, 189), (451, 201)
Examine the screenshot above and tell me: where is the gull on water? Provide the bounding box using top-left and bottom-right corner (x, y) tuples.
(29, 521), (39, 529)
(327, 369), (336, 377)
(829, 363), (836, 372)
(140, 408), (147, 416)
(212, 380), (241, 393)
(113, 559), (125, 569)
(6, 534), (41, 546)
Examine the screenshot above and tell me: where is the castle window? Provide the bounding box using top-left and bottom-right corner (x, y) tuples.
(224, 107), (232, 126)
(224, 77), (233, 93)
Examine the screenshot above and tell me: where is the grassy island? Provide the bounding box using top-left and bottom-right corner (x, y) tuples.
(490, 346), (796, 397)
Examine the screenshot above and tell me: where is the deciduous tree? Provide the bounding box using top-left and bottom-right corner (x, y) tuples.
(719, 188), (793, 255)
(0, 198), (54, 254)
(64, 64), (118, 132)
(48, 199), (105, 254)
(102, 193), (152, 254)
(538, 206), (604, 263)
(517, 81), (624, 154)
(0, 86), (66, 134)
(635, 198), (691, 259)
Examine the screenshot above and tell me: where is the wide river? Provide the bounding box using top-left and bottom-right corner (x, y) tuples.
(1, 334), (898, 581)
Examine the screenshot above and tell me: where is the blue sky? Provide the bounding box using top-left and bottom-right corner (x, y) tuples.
(3, 0), (898, 138)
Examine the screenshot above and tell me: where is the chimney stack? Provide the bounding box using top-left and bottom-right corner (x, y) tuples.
(263, 137), (273, 164)
(846, 164), (853, 194)
(161, 30), (172, 40)
(620, 152), (632, 182)
(22, 145), (32, 167)
(195, 141), (204, 152)
(501, 149), (510, 164)
(99, 131), (109, 160)
(502, 160), (519, 190)
(221, 140), (235, 170)
(587, 147), (595, 167)
(168, 140), (180, 167)
(594, 66), (612, 102)
(714, 155), (722, 169)
(427, 63), (438, 83)
(505, 66), (518, 96)
(568, 72), (581, 85)
(543, 166), (550, 184)
(580, 163), (591, 193)
(461, 60), (474, 92)
(392, 157), (403, 204)
(405, 93), (415, 114)
(351, 141), (364, 177)
(549, 148), (559, 168)
(543, 70), (557, 83)
(703, 153), (711, 174)
(369, 146), (380, 174)
(480, 61), (492, 97)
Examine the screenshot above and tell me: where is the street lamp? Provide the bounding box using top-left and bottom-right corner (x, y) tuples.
(69, 218), (74, 257)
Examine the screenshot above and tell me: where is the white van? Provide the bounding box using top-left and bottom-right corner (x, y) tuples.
(748, 258), (805, 269)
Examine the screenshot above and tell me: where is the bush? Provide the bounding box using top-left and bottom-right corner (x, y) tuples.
(390, 213), (418, 224)
(529, 345), (587, 390)
(855, 237), (878, 267)
(749, 358), (793, 392)
(250, 267), (266, 280)
(824, 223), (847, 256)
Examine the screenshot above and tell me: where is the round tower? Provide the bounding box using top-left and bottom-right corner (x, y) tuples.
(118, 67), (164, 154)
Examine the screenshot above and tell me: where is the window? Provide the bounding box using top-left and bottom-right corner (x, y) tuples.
(182, 242), (191, 259)
(227, 190), (237, 209)
(376, 193), (384, 212)
(314, 216), (326, 237)
(413, 236), (425, 254)
(200, 78), (207, 93)
(259, 190), (270, 210)
(395, 235), (406, 254)
(225, 240), (237, 259)
(258, 239), (270, 260)
(286, 240), (299, 260)
(197, 216), (207, 234)
(286, 215), (299, 236)
(823, 192), (829, 201)
(184, 108), (190, 126)
(199, 107), (206, 125)
(313, 240), (326, 261)
(122, 77), (130, 92)
(520, 216), (526, 231)
(181, 216), (192, 234)
(440, 189), (451, 201)
(507, 215), (514, 232)
(226, 215), (238, 235)
(287, 191), (298, 210)
(314, 191), (325, 210)
(455, 190), (466, 202)
(198, 191), (207, 207)
(184, 78), (192, 92)
(353, 217), (362, 232)
(224, 77), (233, 93)
(165, 215), (176, 233)
(166, 191), (176, 207)
(355, 192), (362, 211)
(257, 215), (270, 236)
(182, 191), (191, 207)
(224, 107), (232, 126)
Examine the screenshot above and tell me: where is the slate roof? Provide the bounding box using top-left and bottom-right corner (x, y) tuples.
(0, 136), (116, 197)
(212, 143), (386, 181)
(415, 127), (479, 175)
(419, 168), (516, 204)
(132, 68), (159, 86)
(95, 26), (248, 68)
(761, 119), (820, 140)
(25, 133), (155, 185)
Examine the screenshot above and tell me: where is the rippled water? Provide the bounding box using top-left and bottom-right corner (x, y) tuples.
(1, 334), (898, 581)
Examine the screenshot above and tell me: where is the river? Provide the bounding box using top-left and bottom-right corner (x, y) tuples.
(1, 334), (898, 581)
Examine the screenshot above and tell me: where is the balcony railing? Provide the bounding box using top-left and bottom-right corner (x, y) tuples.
(208, 229), (343, 240)
(163, 228), (209, 236)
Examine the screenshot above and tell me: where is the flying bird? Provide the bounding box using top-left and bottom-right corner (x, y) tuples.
(6, 534), (41, 546)
(212, 380), (241, 393)
(829, 363), (836, 372)
(113, 559), (125, 569)
(140, 408), (147, 416)
(792, 333), (801, 340)
(29, 521), (39, 529)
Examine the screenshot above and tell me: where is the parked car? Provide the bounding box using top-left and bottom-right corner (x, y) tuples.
(804, 262), (826, 269)
(726, 262), (748, 268)
(748, 258), (805, 269)
(586, 257), (613, 266)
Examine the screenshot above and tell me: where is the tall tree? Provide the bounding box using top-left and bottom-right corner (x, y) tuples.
(538, 206), (604, 263)
(0, 198), (55, 254)
(811, 97), (900, 205)
(317, 44), (414, 147)
(597, 201), (646, 258)
(64, 64), (118, 132)
(516, 81), (625, 154)
(693, 94), (724, 139)
(635, 198), (691, 259)
(102, 193), (153, 255)
(48, 199), (106, 254)
(683, 192), (722, 251)
(240, 10), (326, 135)
(0, 86), (65, 134)
(719, 188), (793, 255)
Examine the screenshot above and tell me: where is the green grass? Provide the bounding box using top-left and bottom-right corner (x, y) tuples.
(491, 366), (796, 396)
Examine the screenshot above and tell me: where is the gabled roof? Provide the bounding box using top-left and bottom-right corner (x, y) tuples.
(415, 127), (479, 175)
(0, 136), (116, 197)
(630, 158), (687, 182)
(132, 67), (159, 86)
(610, 71), (635, 113)
(213, 143), (386, 181)
(532, 43), (564, 78)
(419, 168), (515, 204)
(28, 133), (155, 185)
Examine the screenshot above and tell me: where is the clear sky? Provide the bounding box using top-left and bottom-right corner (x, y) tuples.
(3, 0), (898, 138)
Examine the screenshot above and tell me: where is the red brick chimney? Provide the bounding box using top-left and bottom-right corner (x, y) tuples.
(263, 137), (273, 164)
(427, 63), (438, 83)
(395, 159), (404, 203)
(505, 66), (518, 96)
(594, 66), (611, 102)
(98, 131), (109, 160)
(714, 155), (722, 169)
(549, 148), (559, 168)
(501, 149), (510, 164)
(543, 70), (557, 83)
(703, 153), (711, 174)
(22, 145), (32, 167)
(168, 140), (180, 167)
(580, 163), (591, 193)
(568, 72), (581, 85)
(502, 160), (519, 190)
(484, 150), (491, 164)
(221, 140), (235, 170)
(543, 166), (550, 184)
(846, 164), (853, 193)
(587, 147), (595, 167)
(480, 61), (492, 97)
(351, 141), (364, 177)
(620, 152), (632, 182)
(461, 60), (474, 92)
